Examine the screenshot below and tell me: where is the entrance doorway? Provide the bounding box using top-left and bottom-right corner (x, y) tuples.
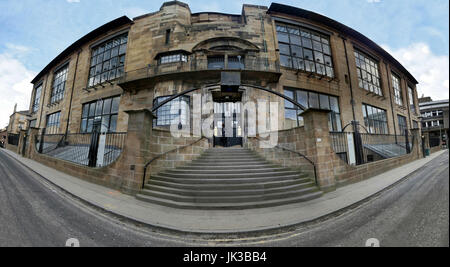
(213, 102), (243, 147)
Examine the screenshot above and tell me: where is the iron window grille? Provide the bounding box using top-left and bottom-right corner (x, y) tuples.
(276, 23), (334, 78)
(362, 104), (389, 134)
(153, 95), (190, 127)
(88, 33), (128, 87)
(284, 88), (342, 131)
(50, 65), (68, 104)
(354, 49), (382, 96)
(81, 96), (120, 133)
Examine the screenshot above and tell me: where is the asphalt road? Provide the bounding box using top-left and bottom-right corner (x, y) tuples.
(0, 149), (448, 247)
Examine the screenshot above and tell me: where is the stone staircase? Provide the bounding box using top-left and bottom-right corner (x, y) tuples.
(136, 147), (323, 210)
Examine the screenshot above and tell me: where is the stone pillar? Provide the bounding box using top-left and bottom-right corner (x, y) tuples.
(410, 128), (422, 159)
(17, 130), (26, 154)
(26, 128), (40, 159)
(302, 108), (336, 192)
(119, 109), (155, 194)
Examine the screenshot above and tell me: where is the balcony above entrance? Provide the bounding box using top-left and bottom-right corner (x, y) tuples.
(117, 57), (281, 93)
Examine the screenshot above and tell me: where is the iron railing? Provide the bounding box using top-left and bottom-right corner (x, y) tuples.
(119, 58), (280, 84)
(35, 132), (127, 167)
(360, 133), (413, 162)
(330, 131), (350, 164)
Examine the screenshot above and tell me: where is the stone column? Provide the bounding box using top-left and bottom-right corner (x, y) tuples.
(26, 128), (40, 159)
(410, 128), (422, 159)
(302, 108), (336, 192)
(119, 108), (155, 194)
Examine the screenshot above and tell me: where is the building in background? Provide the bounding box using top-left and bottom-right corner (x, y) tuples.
(7, 104), (31, 134)
(419, 97), (449, 148)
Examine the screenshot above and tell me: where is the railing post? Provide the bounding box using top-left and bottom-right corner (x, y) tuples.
(352, 121), (365, 165)
(88, 121), (101, 167)
(38, 128), (46, 153)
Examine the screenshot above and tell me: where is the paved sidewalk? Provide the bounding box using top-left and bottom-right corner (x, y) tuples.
(1, 148), (447, 234)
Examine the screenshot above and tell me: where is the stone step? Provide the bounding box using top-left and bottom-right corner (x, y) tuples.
(146, 178), (314, 191)
(189, 160), (269, 166)
(150, 174), (310, 185)
(166, 167), (293, 175)
(135, 191), (324, 210)
(157, 170), (303, 179)
(139, 186), (320, 204)
(178, 164), (281, 170)
(143, 182), (316, 197)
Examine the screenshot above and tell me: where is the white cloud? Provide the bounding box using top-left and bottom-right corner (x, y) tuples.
(367, 0), (381, 3)
(67, 0), (80, 3)
(382, 43), (449, 100)
(0, 48), (36, 129)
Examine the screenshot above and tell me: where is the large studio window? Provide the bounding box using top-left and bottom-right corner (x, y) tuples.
(32, 83), (42, 113)
(397, 115), (407, 135)
(276, 23), (334, 78)
(362, 104), (388, 134)
(88, 33), (128, 87)
(46, 112), (61, 134)
(80, 96), (120, 133)
(153, 95), (190, 127)
(284, 88), (341, 131)
(354, 49), (382, 96)
(50, 65), (68, 104)
(392, 74), (403, 106)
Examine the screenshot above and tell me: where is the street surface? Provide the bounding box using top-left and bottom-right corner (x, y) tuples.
(0, 149), (448, 247)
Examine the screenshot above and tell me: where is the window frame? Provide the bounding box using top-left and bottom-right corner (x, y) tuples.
(362, 104), (389, 134)
(46, 111), (61, 134)
(397, 114), (408, 135)
(32, 83), (43, 113)
(276, 23), (334, 78)
(392, 73), (403, 106)
(87, 33), (128, 88)
(80, 96), (121, 133)
(354, 49), (383, 96)
(50, 64), (69, 104)
(284, 88), (342, 132)
(153, 95), (190, 127)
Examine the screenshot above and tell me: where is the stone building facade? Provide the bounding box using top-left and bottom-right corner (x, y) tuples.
(22, 1), (423, 207)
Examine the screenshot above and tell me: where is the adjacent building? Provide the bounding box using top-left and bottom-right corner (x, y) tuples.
(419, 97), (449, 148)
(7, 104), (31, 134)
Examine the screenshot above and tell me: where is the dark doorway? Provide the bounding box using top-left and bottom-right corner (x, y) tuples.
(213, 102), (243, 147)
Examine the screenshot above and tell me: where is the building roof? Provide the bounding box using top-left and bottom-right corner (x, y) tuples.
(267, 3), (419, 84)
(31, 16), (132, 84)
(419, 99), (449, 110)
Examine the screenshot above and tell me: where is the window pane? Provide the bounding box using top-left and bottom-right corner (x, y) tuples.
(309, 92), (319, 108)
(103, 98), (112, 114)
(284, 90), (294, 108)
(279, 43), (290, 55)
(280, 55), (292, 68)
(320, 94), (330, 110)
(111, 97), (120, 113)
(296, 90), (308, 109)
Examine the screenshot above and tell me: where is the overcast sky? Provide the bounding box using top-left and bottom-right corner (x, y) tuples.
(0, 0), (448, 128)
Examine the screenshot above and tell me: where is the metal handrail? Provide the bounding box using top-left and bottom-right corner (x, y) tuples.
(141, 136), (207, 189)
